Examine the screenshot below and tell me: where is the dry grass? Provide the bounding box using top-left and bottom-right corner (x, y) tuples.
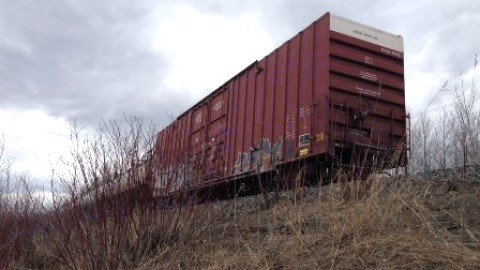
(136, 176), (480, 270)
(3, 175), (480, 269)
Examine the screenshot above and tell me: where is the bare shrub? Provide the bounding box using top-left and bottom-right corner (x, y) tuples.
(6, 116), (198, 269)
(0, 138), (43, 269)
(410, 56), (479, 176)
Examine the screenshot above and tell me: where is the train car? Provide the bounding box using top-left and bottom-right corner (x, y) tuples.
(153, 12), (407, 197)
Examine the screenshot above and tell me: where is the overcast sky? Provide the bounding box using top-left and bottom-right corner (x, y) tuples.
(1, 0), (479, 184)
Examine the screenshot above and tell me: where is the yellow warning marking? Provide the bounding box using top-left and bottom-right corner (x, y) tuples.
(316, 133), (325, 142)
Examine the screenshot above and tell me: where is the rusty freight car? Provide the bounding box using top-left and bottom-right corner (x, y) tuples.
(154, 12), (407, 197)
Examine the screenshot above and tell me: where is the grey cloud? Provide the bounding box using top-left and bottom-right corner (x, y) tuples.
(183, 0), (479, 70)
(0, 0), (188, 125)
(0, 0), (479, 126)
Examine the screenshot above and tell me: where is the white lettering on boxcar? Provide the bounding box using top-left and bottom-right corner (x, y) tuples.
(359, 71), (378, 82)
(195, 113), (202, 124)
(213, 101), (223, 111)
(364, 56), (374, 65)
(355, 86), (381, 97)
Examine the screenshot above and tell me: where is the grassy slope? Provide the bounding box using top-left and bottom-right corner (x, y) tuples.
(6, 176), (480, 269)
(139, 177), (480, 270)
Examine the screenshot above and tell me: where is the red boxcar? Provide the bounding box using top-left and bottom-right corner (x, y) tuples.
(154, 13), (407, 196)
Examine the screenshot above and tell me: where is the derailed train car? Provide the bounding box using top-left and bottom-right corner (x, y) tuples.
(154, 13), (408, 197)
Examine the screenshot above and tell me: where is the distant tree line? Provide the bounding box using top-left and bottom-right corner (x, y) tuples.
(409, 57), (479, 177)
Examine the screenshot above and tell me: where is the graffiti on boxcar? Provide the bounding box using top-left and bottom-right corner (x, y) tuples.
(155, 163), (194, 194)
(233, 137), (283, 174)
